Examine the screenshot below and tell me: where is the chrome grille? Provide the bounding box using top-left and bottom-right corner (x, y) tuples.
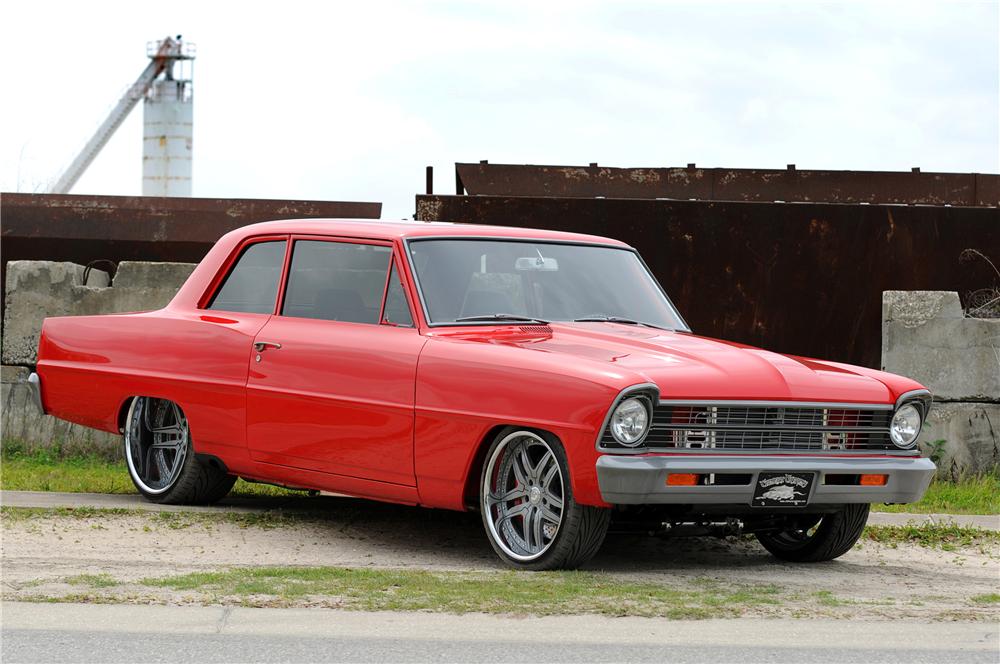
(601, 402), (894, 452)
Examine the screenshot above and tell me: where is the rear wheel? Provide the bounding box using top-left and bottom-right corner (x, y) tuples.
(755, 504), (870, 562)
(480, 429), (610, 570)
(124, 397), (236, 504)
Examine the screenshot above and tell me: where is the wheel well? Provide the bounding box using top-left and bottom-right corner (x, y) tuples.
(462, 425), (511, 510)
(461, 424), (561, 510)
(116, 397), (136, 434)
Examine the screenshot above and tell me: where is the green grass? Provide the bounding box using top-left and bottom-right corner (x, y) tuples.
(136, 566), (783, 617)
(875, 474), (1000, 515)
(862, 523), (1000, 550)
(2, 448), (998, 515)
(65, 573), (117, 588)
(970, 593), (1000, 605)
(0, 451), (300, 498)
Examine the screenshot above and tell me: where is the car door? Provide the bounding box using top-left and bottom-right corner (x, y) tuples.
(190, 235), (288, 453)
(245, 236), (424, 486)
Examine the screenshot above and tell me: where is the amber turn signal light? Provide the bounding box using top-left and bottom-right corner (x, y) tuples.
(666, 473), (701, 486)
(859, 474), (888, 486)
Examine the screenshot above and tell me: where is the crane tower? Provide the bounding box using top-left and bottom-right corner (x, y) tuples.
(49, 36), (195, 196)
(143, 38), (194, 196)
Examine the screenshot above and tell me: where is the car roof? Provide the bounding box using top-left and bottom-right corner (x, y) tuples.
(232, 218), (631, 248)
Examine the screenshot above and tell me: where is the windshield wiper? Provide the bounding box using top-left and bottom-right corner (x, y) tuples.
(573, 316), (668, 330)
(455, 313), (551, 324)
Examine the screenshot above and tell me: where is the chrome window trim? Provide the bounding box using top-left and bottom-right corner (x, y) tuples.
(402, 237), (691, 332)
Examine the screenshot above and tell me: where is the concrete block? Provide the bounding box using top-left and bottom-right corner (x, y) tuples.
(2, 260), (196, 366)
(882, 290), (1000, 401)
(1, 365), (121, 459)
(2, 262), (110, 366)
(112, 262), (196, 289)
(918, 402), (999, 479)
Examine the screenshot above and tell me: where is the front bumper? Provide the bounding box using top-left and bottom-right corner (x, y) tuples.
(596, 454), (936, 505)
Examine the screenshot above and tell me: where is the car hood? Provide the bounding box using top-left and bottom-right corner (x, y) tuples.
(440, 322), (893, 403)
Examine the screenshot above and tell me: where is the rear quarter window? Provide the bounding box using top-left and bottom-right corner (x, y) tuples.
(207, 240), (287, 314)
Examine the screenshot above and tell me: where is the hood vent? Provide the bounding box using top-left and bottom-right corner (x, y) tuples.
(519, 325), (553, 335)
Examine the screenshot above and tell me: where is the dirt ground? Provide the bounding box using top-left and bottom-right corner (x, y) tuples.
(2, 497), (998, 620)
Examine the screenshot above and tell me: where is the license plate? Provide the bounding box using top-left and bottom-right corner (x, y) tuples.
(751, 472), (814, 507)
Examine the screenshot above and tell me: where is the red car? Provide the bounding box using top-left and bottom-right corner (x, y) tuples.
(31, 219), (935, 570)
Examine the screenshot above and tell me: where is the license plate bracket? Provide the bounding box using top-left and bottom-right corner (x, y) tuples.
(751, 472), (815, 507)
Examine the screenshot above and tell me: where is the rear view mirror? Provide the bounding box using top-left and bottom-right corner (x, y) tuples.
(515, 255), (559, 271)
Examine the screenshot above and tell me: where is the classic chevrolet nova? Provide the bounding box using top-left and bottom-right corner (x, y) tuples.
(31, 219), (935, 569)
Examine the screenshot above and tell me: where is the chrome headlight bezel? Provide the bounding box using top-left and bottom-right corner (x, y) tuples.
(890, 391), (931, 450)
(889, 403), (922, 448)
(609, 396), (652, 447)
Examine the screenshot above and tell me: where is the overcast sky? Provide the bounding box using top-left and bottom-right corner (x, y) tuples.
(2, 0), (997, 218)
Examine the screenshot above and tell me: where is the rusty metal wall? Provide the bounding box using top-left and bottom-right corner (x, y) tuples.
(455, 162), (1000, 207)
(0, 192), (381, 316)
(415, 194), (1000, 369)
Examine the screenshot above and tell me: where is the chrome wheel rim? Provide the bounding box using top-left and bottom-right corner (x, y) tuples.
(483, 431), (565, 562)
(125, 398), (189, 495)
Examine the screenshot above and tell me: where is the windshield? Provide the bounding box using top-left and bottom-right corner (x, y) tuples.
(406, 239), (688, 330)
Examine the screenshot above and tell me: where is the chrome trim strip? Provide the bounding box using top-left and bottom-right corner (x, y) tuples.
(652, 424), (888, 433)
(891, 388), (933, 449)
(596, 447), (921, 457)
(657, 399), (894, 410)
(402, 237), (690, 332)
(27, 372), (45, 415)
(594, 383), (660, 451)
(599, 398), (902, 455)
(895, 388), (932, 409)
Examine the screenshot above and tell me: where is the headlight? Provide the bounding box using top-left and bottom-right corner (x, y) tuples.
(890, 403), (922, 448)
(610, 397), (650, 446)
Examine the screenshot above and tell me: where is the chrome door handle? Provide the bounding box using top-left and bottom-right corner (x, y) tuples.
(254, 341), (282, 352)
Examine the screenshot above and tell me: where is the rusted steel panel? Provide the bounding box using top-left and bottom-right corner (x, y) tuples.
(456, 163), (1000, 207)
(0, 192), (381, 318)
(415, 194), (1000, 369)
(1, 192), (380, 264)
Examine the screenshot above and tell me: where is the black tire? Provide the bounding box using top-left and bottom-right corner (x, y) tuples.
(755, 504), (870, 562)
(480, 428), (611, 571)
(124, 397), (236, 505)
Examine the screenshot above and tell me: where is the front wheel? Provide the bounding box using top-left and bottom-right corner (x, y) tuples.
(755, 504), (870, 562)
(124, 397), (236, 505)
(480, 429), (610, 570)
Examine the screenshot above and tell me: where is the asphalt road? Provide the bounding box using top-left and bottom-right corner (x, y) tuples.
(3, 602), (998, 664)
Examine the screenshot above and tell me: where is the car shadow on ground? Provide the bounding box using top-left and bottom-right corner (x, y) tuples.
(224, 493), (811, 572)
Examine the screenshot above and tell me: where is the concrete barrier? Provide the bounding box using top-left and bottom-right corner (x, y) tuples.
(919, 402), (1000, 480)
(2, 260), (195, 458)
(882, 290), (1000, 401)
(883, 290), (999, 477)
(2, 260), (195, 366)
